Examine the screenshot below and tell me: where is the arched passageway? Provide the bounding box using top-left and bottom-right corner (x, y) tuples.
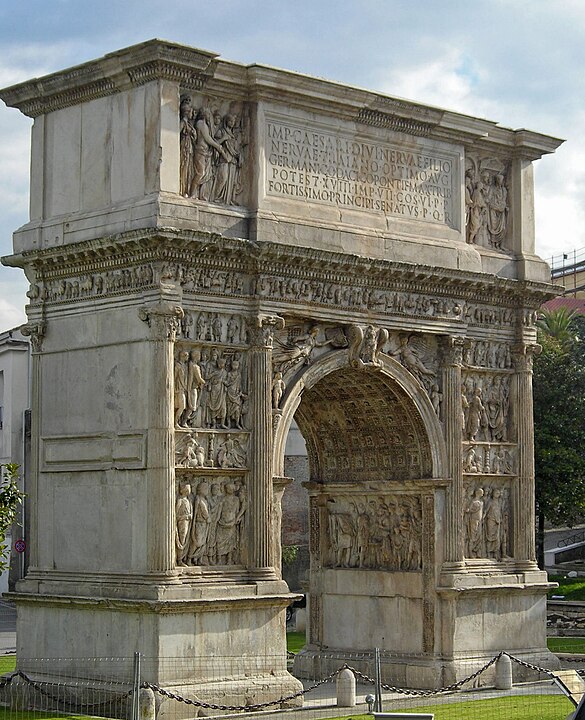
(274, 352), (449, 684)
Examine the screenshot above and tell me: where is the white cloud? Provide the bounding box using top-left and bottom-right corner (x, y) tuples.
(0, 297), (26, 333)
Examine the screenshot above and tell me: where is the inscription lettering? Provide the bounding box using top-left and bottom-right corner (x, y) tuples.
(265, 121), (455, 225)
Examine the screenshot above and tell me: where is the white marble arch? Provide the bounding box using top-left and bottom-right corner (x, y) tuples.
(272, 348), (448, 481)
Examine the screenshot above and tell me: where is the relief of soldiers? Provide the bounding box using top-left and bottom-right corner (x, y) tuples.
(324, 495), (423, 572)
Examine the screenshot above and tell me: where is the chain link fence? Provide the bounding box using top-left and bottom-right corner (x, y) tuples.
(0, 647), (582, 720)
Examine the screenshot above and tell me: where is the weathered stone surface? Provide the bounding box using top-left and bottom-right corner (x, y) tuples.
(0, 39), (562, 692)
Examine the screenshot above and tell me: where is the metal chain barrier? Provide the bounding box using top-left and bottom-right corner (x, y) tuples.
(0, 670), (133, 710)
(0, 651), (575, 714)
(344, 654), (503, 698)
(142, 667), (344, 712)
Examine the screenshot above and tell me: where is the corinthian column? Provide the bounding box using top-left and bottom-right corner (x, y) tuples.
(440, 335), (465, 569)
(247, 314), (284, 579)
(20, 320), (46, 572)
(511, 343), (541, 569)
(139, 301), (183, 576)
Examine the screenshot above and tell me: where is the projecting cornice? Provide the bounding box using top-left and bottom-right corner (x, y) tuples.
(0, 39), (564, 159)
(0, 39), (219, 117)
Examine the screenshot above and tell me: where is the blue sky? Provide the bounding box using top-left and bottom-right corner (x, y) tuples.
(0, 0), (583, 330)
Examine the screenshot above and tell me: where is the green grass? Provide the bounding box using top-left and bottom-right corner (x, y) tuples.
(548, 573), (585, 601)
(286, 631), (306, 654)
(334, 694), (572, 719)
(0, 656), (16, 674)
(548, 636), (585, 653)
(0, 712), (95, 720)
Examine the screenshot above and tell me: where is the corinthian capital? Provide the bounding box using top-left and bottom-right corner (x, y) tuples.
(511, 343), (542, 372)
(21, 321), (46, 353)
(440, 335), (465, 367)
(139, 302), (184, 341)
(247, 314), (285, 349)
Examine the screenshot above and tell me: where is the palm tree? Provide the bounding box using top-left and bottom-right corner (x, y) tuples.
(537, 306), (578, 350)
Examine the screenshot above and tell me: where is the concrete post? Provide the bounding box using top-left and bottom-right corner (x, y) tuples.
(336, 668), (356, 707)
(495, 653), (513, 690)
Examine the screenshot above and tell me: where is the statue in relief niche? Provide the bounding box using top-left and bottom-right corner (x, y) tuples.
(484, 488), (505, 560)
(225, 359), (247, 429)
(215, 483), (246, 564)
(212, 113), (244, 206)
(487, 174), (508, 249)
(174, 350), (190, 428)
(272, 371), (286, 409)
(190, 108), (231, 201)
(188, 481), (211, 564)
(465, 487), (485, 558)
(485, 376), (509, 442)
(465, 387), (487, 441)
(179, 95), (196, 197)
(205, 357), (228, 428)
(186, 350), (206, 425)
(175, 482), (193, 566)
(465, 156), (509, 250)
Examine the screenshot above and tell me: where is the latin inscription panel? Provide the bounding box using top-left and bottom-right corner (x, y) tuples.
(265, 117), (459, 227)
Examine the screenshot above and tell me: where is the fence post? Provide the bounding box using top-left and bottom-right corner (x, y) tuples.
(374, 647), (382, 712)
(132, 651), (142, 720)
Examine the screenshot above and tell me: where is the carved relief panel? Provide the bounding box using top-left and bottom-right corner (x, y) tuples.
(174, 332), (248, 432)
(461, 369), (511, 443)
(323, 493), (423, 571)
(463, 481), (511, 562)
(175, 476), (247, 567)
(465, 154), (510, 251)
(179, 95), (248, 207)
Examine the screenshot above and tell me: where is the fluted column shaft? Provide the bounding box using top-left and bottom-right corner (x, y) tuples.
(140, 302), (183, 575)
(20, 321), (46, 572)
(248, 315), (284, 576)
(512, 343), (540, 567)
(441, 336), (465, 568)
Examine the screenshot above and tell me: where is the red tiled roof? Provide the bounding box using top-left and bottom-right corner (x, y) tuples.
(542, 297), (585, 315)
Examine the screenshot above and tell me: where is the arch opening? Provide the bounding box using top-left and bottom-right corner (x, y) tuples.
(277, 357), (446, 682)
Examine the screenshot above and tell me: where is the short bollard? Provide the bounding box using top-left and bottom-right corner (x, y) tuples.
(336, 668), (356, 707)
(139, 687), (156, 720)
(495, 653), (513, 690)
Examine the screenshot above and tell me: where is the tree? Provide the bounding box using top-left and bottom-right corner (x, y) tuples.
(536, 306), (578, 350)
(534, 310), (585, 569)
(0, 464), (23, 573)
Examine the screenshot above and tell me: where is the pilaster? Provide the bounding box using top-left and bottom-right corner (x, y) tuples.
(440, 335), (465, 569)
(511, 342), (541, 568)
(247, 314), (284, 578)
(139, 301), (183, 575)
(18, 320), (46, 573)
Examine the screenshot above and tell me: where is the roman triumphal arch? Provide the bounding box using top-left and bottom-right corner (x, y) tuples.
(0, 40), (562, 697)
